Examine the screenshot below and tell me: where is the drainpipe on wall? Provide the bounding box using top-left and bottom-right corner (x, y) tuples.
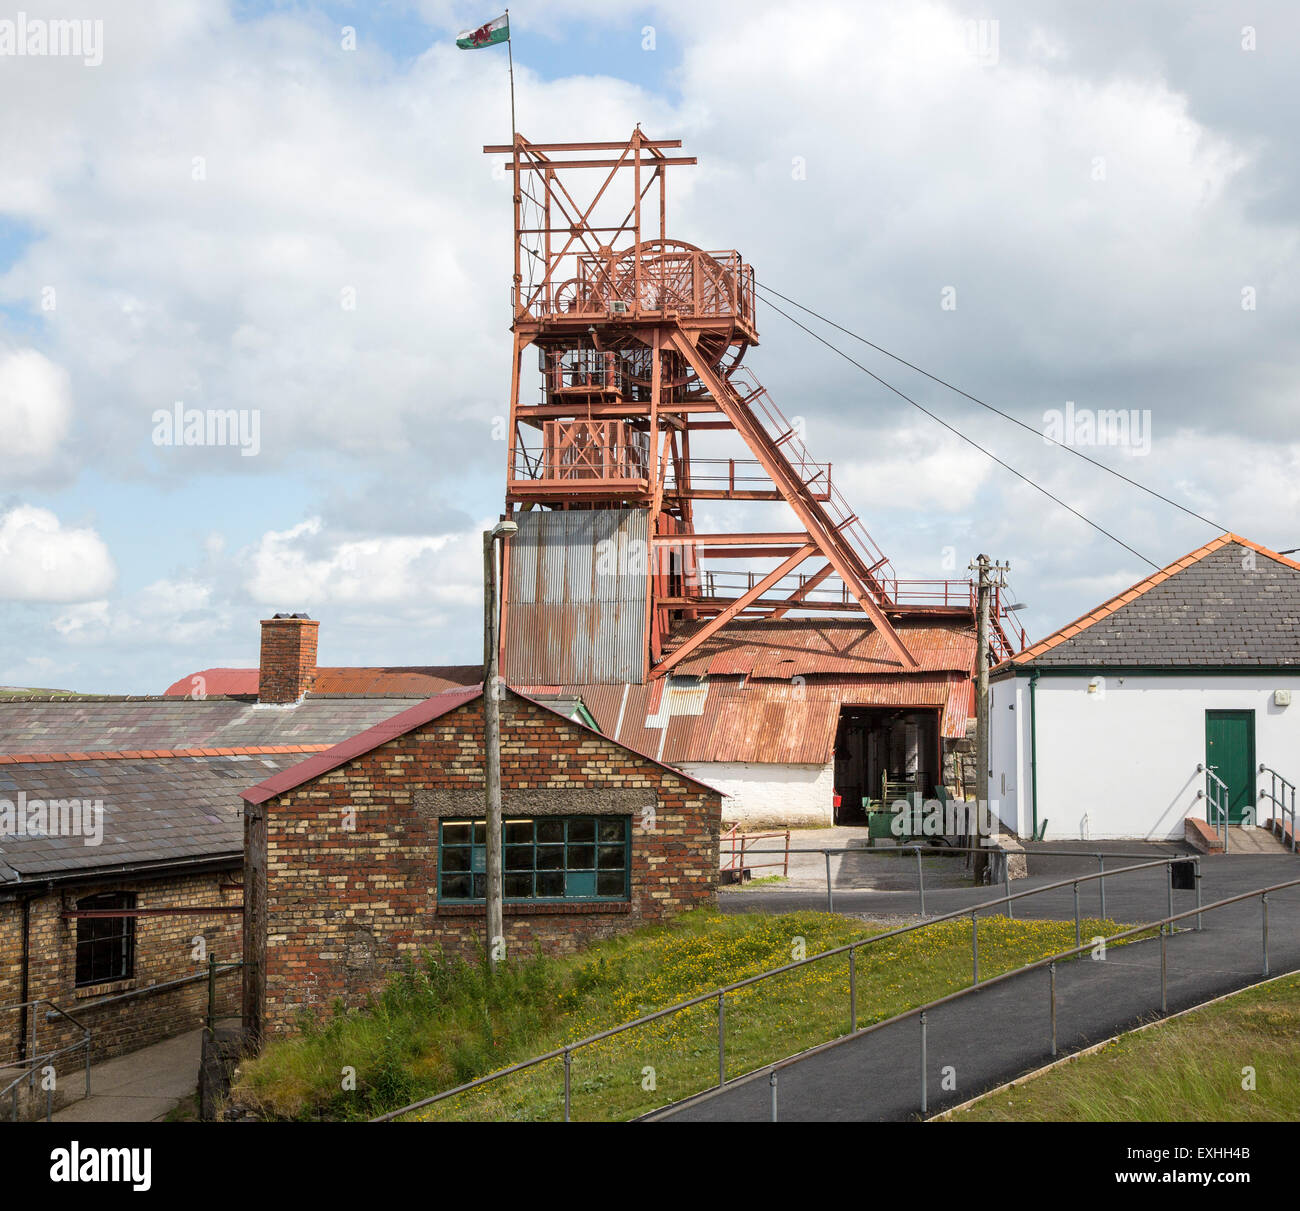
(1029, 670), (1040, 840)
(18, 895), (31, 1062)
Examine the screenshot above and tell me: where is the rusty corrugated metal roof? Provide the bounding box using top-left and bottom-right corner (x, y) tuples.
(536, 673), (972, 765)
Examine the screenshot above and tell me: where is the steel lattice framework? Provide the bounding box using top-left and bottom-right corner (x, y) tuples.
(488, 130), (1019, 682)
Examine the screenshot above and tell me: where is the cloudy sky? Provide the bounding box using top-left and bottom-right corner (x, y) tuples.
(1, 0), (1297, 693)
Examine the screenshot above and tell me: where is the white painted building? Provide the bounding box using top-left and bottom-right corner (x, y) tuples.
(990, 534), (1300, 844)
(678, 760), (836, 828)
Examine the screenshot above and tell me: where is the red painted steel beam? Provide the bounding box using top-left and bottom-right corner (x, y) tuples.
(652, 544), (817, 677)
(654, 532), (813, 545)
(693, 547), (807, 559)
(501, 158), (697, 171)
(664, 328), (919, 670)
(484, 140), (684, 153)
(768, 561), (835, 619)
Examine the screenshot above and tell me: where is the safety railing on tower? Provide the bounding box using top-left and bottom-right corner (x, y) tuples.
(726, 367), (896, 605)
(663, 457), (832, 500)
(540, 245), (755, 325)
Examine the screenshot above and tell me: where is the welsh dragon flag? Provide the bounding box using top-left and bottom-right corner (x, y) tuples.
(457, 14), (509, 49)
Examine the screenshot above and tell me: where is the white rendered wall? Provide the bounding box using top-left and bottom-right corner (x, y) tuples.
(677, 761), (835, 827)
(990, 673), (1300, 840)
(987, 678), (1024, 834)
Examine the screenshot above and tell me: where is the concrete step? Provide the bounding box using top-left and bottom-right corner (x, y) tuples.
(1227, 825), (1293, 855)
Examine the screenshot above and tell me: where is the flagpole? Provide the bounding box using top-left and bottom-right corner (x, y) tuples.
(506, 11), (521, 319)
(506, 9), (516, 148)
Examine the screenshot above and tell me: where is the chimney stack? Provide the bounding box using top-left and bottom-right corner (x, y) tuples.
(258, 613), (319, 704)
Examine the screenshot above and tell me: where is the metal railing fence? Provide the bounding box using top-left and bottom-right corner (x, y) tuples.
(734, 842), (1190, 921)
(372, 852), (1197, 1122)
(2, 1000), (91, 1123)
(719, 826), (791, 878)
(757, 873), (1300, 1122)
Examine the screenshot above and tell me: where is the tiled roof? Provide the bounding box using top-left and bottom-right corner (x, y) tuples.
(1002, 534), (1300, 670)
(0, 696), (432, 757)
(242, 686), (483, 805)
(161, 665), (481, 697)
(0, 744), (330, 765)
(0, 752), (302, 881)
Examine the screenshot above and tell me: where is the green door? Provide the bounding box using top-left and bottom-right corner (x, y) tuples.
(1205, 710), (1255, 825)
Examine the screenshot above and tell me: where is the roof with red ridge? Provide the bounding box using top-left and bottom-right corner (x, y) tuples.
(240, 684), (721, 806)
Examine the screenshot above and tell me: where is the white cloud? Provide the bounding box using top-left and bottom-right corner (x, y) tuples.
(2, 0), (1299, 690)
(838, 429), (995, 512)
(52, 578), (215, 645)
(0, 505), (115, 601)
(0, 348), (72, 472)
(244, 516), (484, 613)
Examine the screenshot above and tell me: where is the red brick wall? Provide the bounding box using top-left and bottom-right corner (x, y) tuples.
(258, 617), (318, 704)
(252, 693), (720, 1035)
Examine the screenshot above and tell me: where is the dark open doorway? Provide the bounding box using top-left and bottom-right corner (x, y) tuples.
(833, 707), (942, 825)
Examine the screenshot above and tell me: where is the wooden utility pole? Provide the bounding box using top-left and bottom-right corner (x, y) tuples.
(970, 554), (1009, 882)
(483, 522), (516, 967)
(972, 554), (992, 883)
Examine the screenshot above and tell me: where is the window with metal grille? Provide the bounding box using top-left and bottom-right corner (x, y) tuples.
(74, 892), (136, 987)
(438, 816), (630, 902)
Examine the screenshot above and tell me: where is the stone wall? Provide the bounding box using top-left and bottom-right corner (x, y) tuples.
(942, 721), (979, 798)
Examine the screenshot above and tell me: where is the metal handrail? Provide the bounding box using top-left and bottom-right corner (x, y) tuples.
(720, 826), (790, 877)
(1258, 763), (1297, 853)
(1197, 763), (1231, 851)
(1, 999), (92, 1122)
(734, 842), (1187, 919)
(371, 853), (1193, 1121)
(747, 872), (1300, 1121)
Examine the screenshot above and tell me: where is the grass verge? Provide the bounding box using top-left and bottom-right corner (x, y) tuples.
(229, 908), (1129, 1122)
(948, 972), (1300, 1121)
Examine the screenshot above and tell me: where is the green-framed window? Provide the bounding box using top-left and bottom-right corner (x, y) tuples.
(438, 816), (630, 902)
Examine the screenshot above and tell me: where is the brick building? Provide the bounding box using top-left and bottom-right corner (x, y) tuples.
(171, 618), (979, 831)
(239, 684), (722, 1040)
(0, 615), (450, 1091)
(0, 751), (293, 1097)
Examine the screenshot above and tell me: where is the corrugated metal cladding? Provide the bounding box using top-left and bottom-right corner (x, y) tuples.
(504, 509), (649, 685)
(524, 675), (973, 765)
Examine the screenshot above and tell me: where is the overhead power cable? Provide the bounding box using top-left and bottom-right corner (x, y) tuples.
(755, 281), (1229, 538)
(755, 291), (1160, 570)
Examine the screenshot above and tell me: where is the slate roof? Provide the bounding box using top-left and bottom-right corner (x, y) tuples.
(0, 752), (301, 883)
(0, 695), (432, 757)
(1001, 534), (1300, 671)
